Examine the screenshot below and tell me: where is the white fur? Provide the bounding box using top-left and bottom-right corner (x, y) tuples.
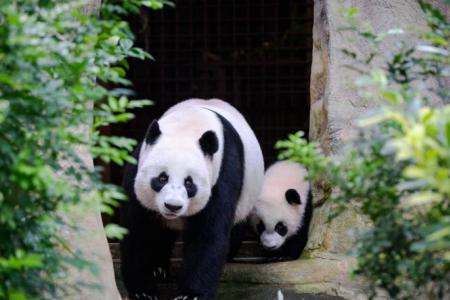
(134, 99), (264, 226)
(260, 231), (285, 250)
(251, 160), (310, 249)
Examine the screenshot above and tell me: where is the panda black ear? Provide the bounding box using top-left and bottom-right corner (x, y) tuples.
(199, 130), (218, 158)
(144, 119), (161, 145)
(285, 189), (301, 205)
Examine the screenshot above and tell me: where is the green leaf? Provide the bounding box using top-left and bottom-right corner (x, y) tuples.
(404, 191), (443, 206)
(347, 7), (359, 17)
(104, 224), (128, 239)
(119, 38), (133, 51)
(0, 0), (162, 297)
(0, 99), (10, 124)
(445, 120), (450, 146)
(8, 291), (27, 300)
(416, 45), (449, 56)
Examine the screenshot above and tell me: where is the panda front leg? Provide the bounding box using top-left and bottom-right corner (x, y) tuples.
(121, 207), (178, 299)
(177, 188), (237, 300)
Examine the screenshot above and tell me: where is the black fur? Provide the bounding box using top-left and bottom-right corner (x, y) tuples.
(120, 144), (178, 298)
(274, 222), (288, 236)
(226, 221), (247, 261)
(145, 119), (161, 145)
(285, 188), (301, 205)
(120, 111), (244, 300)
(256, 220), (265, 235)
(262, 189), (313, 262)
(150, 172), (168, 192)
(199, 130), (219, 158)
(178, 113), (244, 299)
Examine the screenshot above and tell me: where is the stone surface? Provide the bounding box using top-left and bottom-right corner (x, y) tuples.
(222, 255), (365, 300)
(216, 285), (345, 300)
(306, 200), (369, 255)
(310, 0), (428, 150)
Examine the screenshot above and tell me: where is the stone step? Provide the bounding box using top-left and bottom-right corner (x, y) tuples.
(110, 243), (345, 300)
(110, 241), (274, 297)
(109, 240), (275, 265)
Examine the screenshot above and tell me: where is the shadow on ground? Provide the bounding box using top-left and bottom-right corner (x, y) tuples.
(217, 284), (344, 300)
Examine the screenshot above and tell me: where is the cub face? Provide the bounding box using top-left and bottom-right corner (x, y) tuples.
(251, 188), (302, 250)
(134, 120), (219, 220)
(256, 219), (289, 250)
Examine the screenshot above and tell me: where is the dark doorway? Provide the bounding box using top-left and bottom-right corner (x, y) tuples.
(104, 0), (313, 255)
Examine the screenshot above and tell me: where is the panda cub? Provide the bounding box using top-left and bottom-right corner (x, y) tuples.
(250, 160), (313, 261)
(120, 99), (264, 300)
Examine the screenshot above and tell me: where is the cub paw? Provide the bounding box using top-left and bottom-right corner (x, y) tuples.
(173, 296), (199, 300)
(151, 266), (167, 281)
(130, 292), (159, 300)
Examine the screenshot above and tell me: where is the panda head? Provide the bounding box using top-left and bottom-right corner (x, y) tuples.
(251, 188), (303, 250)
(134, 119), (219, 220)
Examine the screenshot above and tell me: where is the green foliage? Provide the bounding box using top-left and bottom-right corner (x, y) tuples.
(277, 2), (449, 299)
(0, 0), (170, 299)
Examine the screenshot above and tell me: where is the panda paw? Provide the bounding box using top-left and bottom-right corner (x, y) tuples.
(173, 296), (199, 300)
(131, 293), (159, 300)
(151, 266), (167, 281)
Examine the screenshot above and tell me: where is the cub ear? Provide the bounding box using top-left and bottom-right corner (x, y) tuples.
(285, 189), (301, 205)
(144, 119), (161, 145)
(199, 130), (218, 158)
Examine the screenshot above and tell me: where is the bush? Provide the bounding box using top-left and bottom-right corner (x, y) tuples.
(0, 0), (170, 299)
(276, 2), (449, 299)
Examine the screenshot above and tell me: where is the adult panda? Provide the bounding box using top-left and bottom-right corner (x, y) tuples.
(120, 99), (264, 300)
(250, 160), (313, 261)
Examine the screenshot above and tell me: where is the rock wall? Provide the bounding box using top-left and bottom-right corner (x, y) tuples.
(225, 1), (432, 299)
(308, 0), (429, 252)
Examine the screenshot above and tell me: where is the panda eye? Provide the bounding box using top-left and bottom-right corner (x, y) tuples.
(184, 176), (197, 198)
(184, 177), (193, 187)
(275, 222), (288, 237)
(158, 173), (168, 184)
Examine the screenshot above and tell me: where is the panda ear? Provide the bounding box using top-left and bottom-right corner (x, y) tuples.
(144, 119), (161, 145)
(285, 189), (301, 205)
(199, 130), (218, 158)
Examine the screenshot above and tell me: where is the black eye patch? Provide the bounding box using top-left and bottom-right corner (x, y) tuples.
(275, 222), (288, 236)
(257, 220), (265, 235)
(151, 172), (168, 192)
(184, 176), (197, 198)
(285, 189), (301, 205)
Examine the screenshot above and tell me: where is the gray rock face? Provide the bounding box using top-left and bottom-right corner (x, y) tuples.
(310, 0), (427, 152)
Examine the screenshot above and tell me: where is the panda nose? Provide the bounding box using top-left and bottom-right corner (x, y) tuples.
(164, 203), (182, 212)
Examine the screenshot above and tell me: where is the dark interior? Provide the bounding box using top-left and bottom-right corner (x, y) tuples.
(102, 0), (313, 258)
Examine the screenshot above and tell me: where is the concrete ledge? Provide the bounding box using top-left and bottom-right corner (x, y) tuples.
(222, 253), (364, 299)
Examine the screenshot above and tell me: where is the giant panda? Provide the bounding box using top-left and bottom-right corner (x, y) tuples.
(250, 160), (313, 261)
(120, 99), (264, 300)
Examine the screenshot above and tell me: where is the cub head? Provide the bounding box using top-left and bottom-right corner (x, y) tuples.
(134, 120), (219, 220)
(251, 188), (302, 250)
